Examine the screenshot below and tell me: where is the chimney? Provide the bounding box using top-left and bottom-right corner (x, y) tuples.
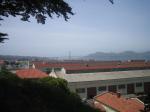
(117, 92), (121, 98)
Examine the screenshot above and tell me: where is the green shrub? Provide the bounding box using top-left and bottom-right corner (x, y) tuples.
(0, 71), (99, 112)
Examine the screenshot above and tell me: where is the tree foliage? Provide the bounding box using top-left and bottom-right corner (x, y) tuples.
(109, 0), (114, 4)
(0, 0), (74, 43)
(0, 32), (8, 43)
(0, 0), (74, 23)
(0, 71), (100, 112)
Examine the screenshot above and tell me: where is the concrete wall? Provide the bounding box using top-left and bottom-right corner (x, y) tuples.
(68, 76), (150, 99)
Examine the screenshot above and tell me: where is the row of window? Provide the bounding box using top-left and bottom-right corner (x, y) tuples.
(136, 83), (143, 87)
(99, 83), (143, 91)
(76, 82), (143, 93)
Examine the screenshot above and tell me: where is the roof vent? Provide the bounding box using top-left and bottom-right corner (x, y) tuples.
(117, 92), (121, 98)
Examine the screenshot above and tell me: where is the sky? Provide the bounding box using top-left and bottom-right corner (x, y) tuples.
(0, 0), (150, 57)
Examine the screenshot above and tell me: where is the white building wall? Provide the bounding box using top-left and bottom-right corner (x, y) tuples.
(117, 88), (127, 95)
(94, 101), (117, 112)
(134, 82), (144, 93)
(96, 85), (108, 95)
(49, 69), (57, 78)
(68, 86), (88, 99)
(61, 68), (66, 74)
(117, 84), (127, 95)
(68, 76), (150, 99)
(32, 64), (35, 69)
(135, 87), (144, 93)
(78, 90), (87, 99)
(103, 105), (117, 112)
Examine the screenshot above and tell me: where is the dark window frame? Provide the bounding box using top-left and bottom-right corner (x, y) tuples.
(98, 86), (106, 91)
(136, 83), (143, 87)
(118, 84), (126, 89)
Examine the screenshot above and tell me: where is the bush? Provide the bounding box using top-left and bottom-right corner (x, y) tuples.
(0, 71), (99, 112)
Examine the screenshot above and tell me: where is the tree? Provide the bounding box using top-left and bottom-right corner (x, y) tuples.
(0, 71), (100, 112)
(0, 32), (8, 43)
(0, 0), (74, 43)
(109, 0), (114, 4)
(0, 0), (113, 43)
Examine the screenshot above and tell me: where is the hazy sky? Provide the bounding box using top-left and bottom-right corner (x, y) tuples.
(0, 0), (150, 57)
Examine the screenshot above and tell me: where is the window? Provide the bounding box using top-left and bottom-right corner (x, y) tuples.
(108, 85), (117, 92)
(136, 83), (142, 87)
(98, 86), (106, 91)
(76, 88), (85, 93)
(118, 84), (125, 89)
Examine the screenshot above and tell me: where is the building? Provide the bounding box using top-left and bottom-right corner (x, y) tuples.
(56, 70), (150, 99)
(93, 92), (144, 112)
(32, 60), (150, 74)
(3, 60), (30, 70)
(31, 60), (150, 99)
(16, 69), (49, 79)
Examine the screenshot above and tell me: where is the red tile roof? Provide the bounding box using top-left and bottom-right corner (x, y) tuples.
(94, 92), (144, 112)
(32, 62), (86, 69)
(16, 69), (48, 79)
(32, 61), (150, 72)
(0, 60), (4, 65)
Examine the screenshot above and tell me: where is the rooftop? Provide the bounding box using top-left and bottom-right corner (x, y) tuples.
(94, 92), (144, 112)
(33, 61), (150, 74)
(56, 69), (150, 82)
(16, 69), (48, 79)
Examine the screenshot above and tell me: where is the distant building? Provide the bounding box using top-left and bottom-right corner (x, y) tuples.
(32, 60), (150, 74)
(56, 70), (150, 99)
(4, 60), (30, 70)
(49, 68), (57, 78)
(92, 92), (144, 112)
(31, 60), (150, 99)
(0, 60), (4, 71)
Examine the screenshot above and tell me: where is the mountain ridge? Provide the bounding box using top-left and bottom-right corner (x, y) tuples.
(84, 51), (150, 61)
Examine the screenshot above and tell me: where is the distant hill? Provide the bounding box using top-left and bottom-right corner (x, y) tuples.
(0, 55), (57, 61)
(83, 51), (150, 61)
